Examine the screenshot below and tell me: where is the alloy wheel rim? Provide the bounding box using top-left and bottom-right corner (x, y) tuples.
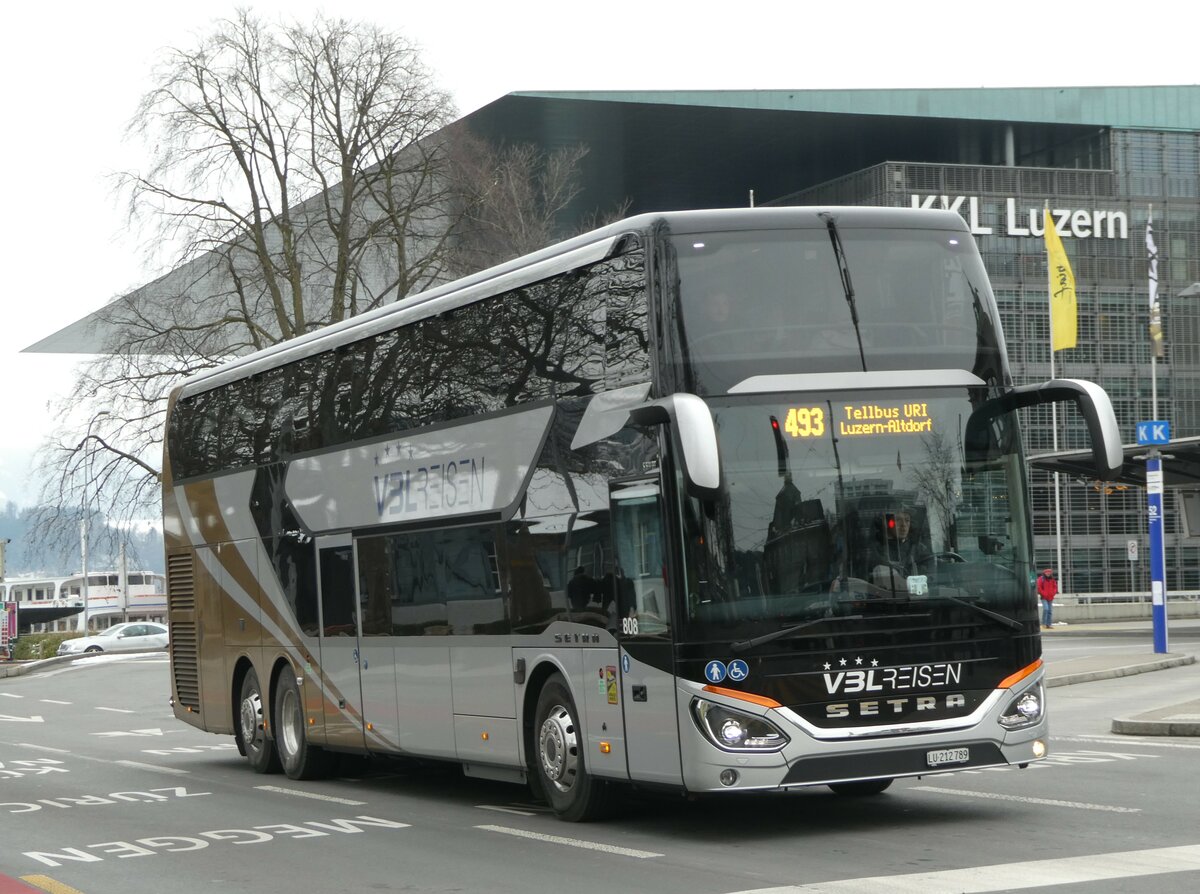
(241, 690), (264, 749)
(538, 704), (579, 792)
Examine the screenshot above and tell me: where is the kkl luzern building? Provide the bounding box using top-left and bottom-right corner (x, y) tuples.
(456, 86), (1200, 595)
(33, 86), (1200, 594)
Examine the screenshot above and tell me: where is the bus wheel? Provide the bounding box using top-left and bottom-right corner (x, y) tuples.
(274, 670), (334, 780)
(237, 668), (280, 774)
(533, 675), (610, 822)
(828, 778), (893, 796)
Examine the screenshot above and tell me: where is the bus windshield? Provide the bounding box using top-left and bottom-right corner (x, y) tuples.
(668, 226), (1002, 394)
(679, 389), (1035, 642)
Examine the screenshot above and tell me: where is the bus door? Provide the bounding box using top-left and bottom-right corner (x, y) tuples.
(610, 480), (683, 786)
(315, 533), (365, 751)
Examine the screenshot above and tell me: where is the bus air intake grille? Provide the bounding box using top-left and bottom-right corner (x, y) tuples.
(167, 552), (195, 611)
(170, 621), (200, 710)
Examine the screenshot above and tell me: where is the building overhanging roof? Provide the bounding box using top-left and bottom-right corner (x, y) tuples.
(26, 85), (1200, 355)
(513, 85), (1200, 130)
(1030, 437), (1200, 488)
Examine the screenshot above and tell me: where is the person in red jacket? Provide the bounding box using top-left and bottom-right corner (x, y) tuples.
(1037, 568), (1058, 629)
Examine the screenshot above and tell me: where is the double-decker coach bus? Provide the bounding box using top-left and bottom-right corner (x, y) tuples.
(164, 207), (1122, 820)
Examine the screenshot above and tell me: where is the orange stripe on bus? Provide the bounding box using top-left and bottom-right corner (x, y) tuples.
(998, 658), (1043, 689)
(702, 685), (782, 709)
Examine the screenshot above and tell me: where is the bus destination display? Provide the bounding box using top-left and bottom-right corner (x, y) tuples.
(782, 402), (934, 439)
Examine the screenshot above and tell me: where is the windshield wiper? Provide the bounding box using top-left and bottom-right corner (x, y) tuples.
(731, 614), (865, 654)
(819, 212), (867, 372)
(941, 593), (1024, 632)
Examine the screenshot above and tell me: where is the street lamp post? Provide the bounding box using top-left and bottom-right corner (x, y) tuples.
(79, 410), (111, 634)
(81, 518), (89, 632)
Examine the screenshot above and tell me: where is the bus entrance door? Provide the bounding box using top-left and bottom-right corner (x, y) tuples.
(610, 481), (683, 787)
(315, 534), (366, 752)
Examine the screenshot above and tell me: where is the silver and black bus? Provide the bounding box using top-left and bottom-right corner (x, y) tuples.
(163, 207), (1122, 820)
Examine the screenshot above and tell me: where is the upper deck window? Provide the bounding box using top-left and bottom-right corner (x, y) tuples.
(667, 226), (1003, 394)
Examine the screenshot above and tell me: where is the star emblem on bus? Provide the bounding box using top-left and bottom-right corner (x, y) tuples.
(823, 657), (882, 671)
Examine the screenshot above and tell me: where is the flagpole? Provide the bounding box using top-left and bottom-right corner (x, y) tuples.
(1150, 204), (1159, 420)
(1145, 206), (1169, 654)
(1046, 203), (1065, 593)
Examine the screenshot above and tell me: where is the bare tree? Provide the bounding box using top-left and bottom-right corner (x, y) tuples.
(911, 429), (961, 550)
(33, 12), (622, 563)
(447, 131), (630, 274)
(35, 10), (457, 558)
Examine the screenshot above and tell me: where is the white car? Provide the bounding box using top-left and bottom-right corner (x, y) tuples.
(57, 622), (169, 656)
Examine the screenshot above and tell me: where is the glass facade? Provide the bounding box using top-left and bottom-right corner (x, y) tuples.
(777, 129), (1200, 593)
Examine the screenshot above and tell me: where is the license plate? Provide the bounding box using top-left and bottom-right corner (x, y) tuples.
(926, 747), (970, 767)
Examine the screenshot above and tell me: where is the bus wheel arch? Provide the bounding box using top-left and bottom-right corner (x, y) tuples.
(270, 657), (335, 780)
(231, 658), (253, 756)
(521, 661), (562, 803)
(528, 670), (612, 821)
(233, 659), (280, 774)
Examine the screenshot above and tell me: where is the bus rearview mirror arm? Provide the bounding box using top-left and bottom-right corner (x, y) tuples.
(965, 379), (1124, 479)
(628, 394), (722, 500)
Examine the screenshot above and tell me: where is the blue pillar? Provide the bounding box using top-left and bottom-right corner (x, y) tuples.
(1147, 454), (1169, 654)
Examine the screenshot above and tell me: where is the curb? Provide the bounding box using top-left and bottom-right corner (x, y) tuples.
(1112, 714), (1200, 737)
(1044, 628), (1200, 639)
(0, 655), (77, 678)
(1, 649), (168, 679)
(1046, 653), (1196, 688)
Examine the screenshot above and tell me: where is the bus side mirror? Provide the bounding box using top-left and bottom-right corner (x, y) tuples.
(966, 379), (1123, 479)
(629, 393), (721, 500)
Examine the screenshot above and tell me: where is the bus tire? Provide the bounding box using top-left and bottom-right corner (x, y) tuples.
(274, 669), (334, 780)
(828, 778), (893, 796)
(533, 675), (610, 822)
(237, 668), (280, 774)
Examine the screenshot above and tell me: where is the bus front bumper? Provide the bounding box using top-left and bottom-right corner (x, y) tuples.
(677, 678), (1048, 793)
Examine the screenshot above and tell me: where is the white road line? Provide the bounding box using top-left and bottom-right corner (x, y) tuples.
(115, 760), (189, 776)
(16, 743), (71, 754)
(95, 707), (135, 713)
(722, 843), (1200, 893)
(255, 785), (367, 806)
(475, 825), (663, 859)
(910, 785), (1140, 813)
(0, 692), (22, 698)
(1057, 735), (1200, 750)
(39, 699), (72, 705)
(476, 804), (537, 816)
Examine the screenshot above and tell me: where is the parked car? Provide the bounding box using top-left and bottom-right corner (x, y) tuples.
(57, 622), (169, 655)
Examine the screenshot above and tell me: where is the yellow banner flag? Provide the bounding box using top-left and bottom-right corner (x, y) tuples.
(1044, 206), (1077, 351)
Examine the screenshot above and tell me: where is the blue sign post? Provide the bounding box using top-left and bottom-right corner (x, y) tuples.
(1146, 456), (1169, 654)
(1137, 421), (1171, 655)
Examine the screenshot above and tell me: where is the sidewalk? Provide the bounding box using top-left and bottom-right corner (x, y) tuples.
(1041, 616), (1200, 638)
(1043, 618), (1200, 737)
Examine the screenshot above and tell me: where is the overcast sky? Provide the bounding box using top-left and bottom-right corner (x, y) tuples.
(1, 0), (1197, 507)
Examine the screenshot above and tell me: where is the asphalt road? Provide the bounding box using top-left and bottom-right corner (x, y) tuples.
(2, 644), (1199, 894)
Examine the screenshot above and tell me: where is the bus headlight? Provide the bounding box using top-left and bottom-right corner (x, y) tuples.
(691, 699), (789, 752)
(999, 684), (1044, 729)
